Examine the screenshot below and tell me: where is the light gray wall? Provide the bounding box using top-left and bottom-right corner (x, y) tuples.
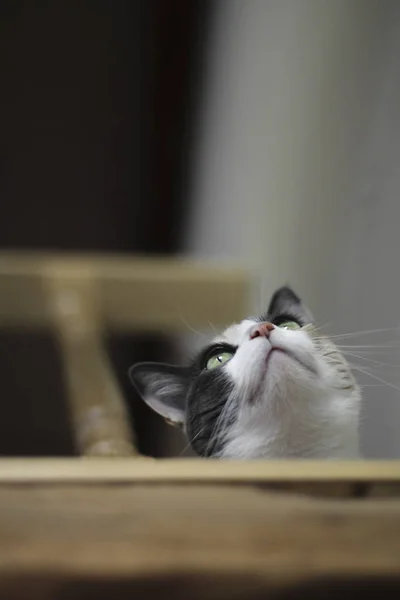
(326, 3), (400, 457)
(183, 0), (399, 456)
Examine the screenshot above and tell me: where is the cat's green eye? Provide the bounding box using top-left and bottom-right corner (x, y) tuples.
(206, 351), (234, 370)
(277, 320), (301, 330)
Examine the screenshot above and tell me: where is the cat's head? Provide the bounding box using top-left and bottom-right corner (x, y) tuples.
(129, 287), (361, 459)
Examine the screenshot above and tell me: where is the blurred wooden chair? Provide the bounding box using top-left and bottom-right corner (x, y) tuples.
(0, 252), (248, 456)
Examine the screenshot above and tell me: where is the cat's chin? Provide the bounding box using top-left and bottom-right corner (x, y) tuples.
(266, 347), (317, 378)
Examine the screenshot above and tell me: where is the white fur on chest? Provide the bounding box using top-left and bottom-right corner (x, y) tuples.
(221, 389), (360, 459)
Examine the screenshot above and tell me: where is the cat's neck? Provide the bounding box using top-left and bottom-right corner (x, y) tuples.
(220, 391), (360, 459)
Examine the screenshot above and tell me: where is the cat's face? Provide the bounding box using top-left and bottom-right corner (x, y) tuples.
(129, 287), (361, 459)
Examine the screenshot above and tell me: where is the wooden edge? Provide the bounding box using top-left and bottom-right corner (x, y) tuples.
(0, 458), (398, 483)
(0, 251), (247, 280)
(47, 276), (136, 457)
(56, 334), (137, 457)
(0, 573), (399, 600)
(0, 252), (249, 330)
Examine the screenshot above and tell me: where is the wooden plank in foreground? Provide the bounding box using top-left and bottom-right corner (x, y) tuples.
(0, 459), (399, 496)
(0, 483), (399, 598)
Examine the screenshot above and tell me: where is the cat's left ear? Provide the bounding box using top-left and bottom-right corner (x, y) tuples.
(128, 362), (190, 428)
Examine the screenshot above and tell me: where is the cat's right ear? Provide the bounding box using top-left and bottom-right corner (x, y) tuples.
(128, 362), (190, 428)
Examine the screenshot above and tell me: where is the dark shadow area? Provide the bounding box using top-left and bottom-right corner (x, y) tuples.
(0, 0), (212, 253)
(0, 331), (74, 456)
(0, 329), (182, 457)
(2, 574), (400, 600)
(0, 1), (212, 456)
(277, 576), (400, 599)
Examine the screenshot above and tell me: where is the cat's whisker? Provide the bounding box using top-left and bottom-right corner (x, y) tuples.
(313, 337), (400, 353)
(179, 426), (206, 456)
(359, 384), (389, 387)
(205, 405), (229, 455)
(323, 326), (400, 341)
(345, 357), (376, 377)
(350, 363), (400, 394)
(208, 321), (217, 334)
(312, 335), (400, 347)
(336, 344), (400, 349)
(314, 322), (332, 332)
(178, 312), (207, 338)
(204, 392), (236, 457)
(342, 350), (400, 369)
(339, 350), (398, 357)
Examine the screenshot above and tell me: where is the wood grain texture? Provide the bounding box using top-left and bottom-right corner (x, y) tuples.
(0, 483), (399, 597)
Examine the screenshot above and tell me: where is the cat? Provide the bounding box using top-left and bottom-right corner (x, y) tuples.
(129, 286), (361, 459)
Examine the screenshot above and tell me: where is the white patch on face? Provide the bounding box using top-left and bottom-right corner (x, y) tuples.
(210, 320), (361, 459)
(213, 319), (257, 346)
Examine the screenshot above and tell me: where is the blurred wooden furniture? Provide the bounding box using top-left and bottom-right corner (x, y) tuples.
(0, 252), (247, 456)
(1, 252), (400, 599)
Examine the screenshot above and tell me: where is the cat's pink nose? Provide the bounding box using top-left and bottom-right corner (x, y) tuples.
(250, 322), (275, 340)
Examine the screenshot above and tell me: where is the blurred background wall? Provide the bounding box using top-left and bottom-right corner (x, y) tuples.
(0, 0), (212, 456)
(1, 0), (400, 457)
(184, 0), (400, 457)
